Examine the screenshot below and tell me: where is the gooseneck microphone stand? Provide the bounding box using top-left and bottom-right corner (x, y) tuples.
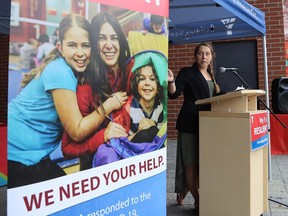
(231, 69), (288, 208)
(231, 70), (286, 129)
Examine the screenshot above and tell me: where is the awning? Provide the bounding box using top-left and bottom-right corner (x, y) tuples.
(169, 0), (266, 44)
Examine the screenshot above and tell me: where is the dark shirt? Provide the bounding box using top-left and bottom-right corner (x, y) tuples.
(168, 63), (216, 134)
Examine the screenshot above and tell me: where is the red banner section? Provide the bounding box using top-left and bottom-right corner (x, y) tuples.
(89, 0), (168, 17)
(270, 114), (288, 154)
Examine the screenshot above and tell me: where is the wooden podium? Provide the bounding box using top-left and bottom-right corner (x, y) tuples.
(196, 90), (268, 216)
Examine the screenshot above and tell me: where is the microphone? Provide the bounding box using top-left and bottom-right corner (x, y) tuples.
(219, 67), (239, 73)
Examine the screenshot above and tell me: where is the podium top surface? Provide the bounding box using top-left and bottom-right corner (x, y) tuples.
(195, 89), (266, 105)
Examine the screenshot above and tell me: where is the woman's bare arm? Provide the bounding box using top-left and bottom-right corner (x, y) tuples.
(52, 89), (127, 142)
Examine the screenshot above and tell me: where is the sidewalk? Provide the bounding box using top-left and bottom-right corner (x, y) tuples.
(1, 139), (288, 216)
(166, 139), (288, 216)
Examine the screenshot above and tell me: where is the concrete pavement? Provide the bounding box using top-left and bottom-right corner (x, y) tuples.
(166, 139), (288, 216)
(1, 139), (288, 215)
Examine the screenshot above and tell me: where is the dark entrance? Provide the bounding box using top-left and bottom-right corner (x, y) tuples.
(213, 40), (259, 93)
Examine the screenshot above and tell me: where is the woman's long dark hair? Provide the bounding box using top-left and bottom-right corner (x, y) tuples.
(21, 13), (91, 88)
(89, 12), (131, 101)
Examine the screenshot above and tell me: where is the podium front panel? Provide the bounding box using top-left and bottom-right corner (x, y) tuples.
(199, 111), (268, 216)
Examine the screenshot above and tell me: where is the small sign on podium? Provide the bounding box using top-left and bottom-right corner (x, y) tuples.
(250, 112), (269, 151)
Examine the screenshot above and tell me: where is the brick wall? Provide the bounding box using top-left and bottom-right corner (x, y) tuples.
(0, 33), (9, 123)
(167, 0), (287, 139)
(167, 44), (195, 139)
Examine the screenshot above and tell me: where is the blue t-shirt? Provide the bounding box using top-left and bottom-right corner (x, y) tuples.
(8, 57), (77, 165)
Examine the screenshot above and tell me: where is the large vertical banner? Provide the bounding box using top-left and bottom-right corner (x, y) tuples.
(7, 0), (168, 215)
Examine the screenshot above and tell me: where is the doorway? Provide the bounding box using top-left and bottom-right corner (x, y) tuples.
(213, 40), (259, 93)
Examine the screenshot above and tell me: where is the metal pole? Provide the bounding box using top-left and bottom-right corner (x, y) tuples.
(262, 35), (272, 181)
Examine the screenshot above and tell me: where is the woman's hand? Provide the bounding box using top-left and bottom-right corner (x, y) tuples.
(53, 89), (126, 142)
(138, 118), (156, 130)
(104, 122), (128, 142)
(168, 68), (176, 94)
(104, 91), (128, 114)
(128, 119), (156, 141)
(168, 68), (175, 82)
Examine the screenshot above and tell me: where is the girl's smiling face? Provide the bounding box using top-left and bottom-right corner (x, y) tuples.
(137, 65), (158, 105)
(98, 22), (120, 71)
(57, 26), (91, 73)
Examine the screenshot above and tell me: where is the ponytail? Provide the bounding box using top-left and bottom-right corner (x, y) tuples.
(21, 48), (61, 88)
(207, 64), (221, 94)
(213, 81), (221, 94)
